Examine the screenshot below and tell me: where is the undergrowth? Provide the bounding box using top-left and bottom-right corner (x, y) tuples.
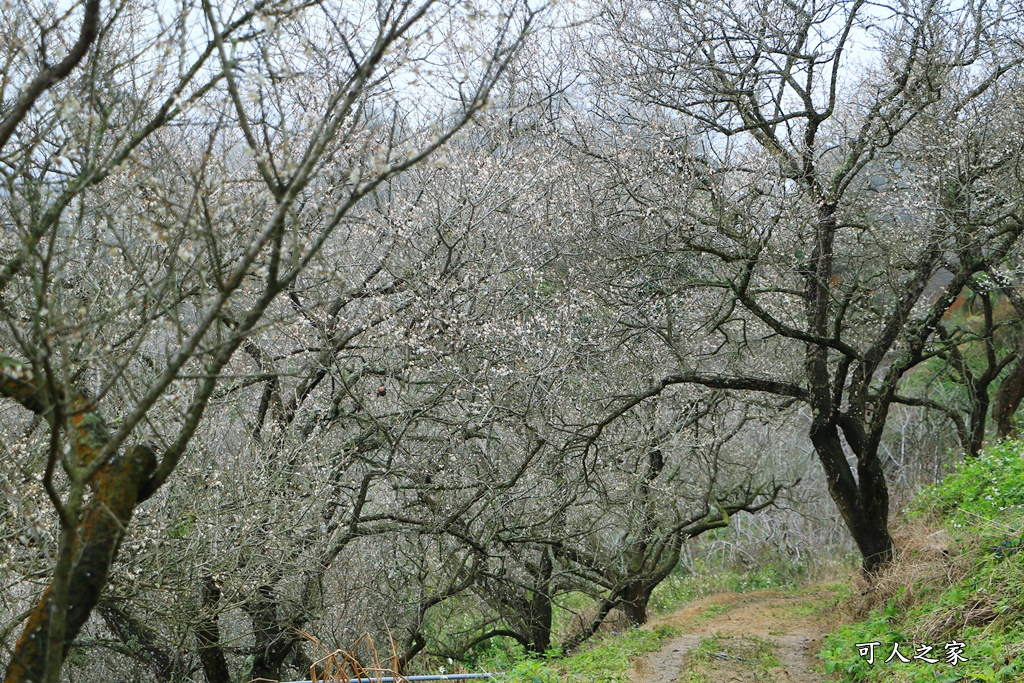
(821, 438), (1024, 682)
(475, 624), (680, 683)
(647, 558), (806, 614)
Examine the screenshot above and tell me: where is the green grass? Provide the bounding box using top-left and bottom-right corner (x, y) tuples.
(487, 624), (681, 683)
(914, 439), (1024, 520)
(647, 559), (807, 615)
(697, 603), (730, 620)
(480, 558), (822, 682)
(820, 438), (1024, 682)
(782, 587), (849, 618)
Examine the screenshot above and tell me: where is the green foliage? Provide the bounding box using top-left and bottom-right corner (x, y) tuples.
(647, 560), (806, 615)
(820, 612), (908, 681)
(914, 439), (1024, 519)
(169, 511), (196, 539)
(821, 439), (1024, 682)
(821, 616), (1024, 682)
(784, 586), (852, 616)
(478, 625), (679, 683)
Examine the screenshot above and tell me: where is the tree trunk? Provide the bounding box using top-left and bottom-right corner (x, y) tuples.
(245, 584), (296, 682)
(619, 581), (650, 626)
(98, 604), (186, 682)
(803, 206), (895, 575)
(811, 422), (894, 574)
(994, 358), (1024, 439)
(525, 553), (553, 654)
(196, 578), (232, 683)
(4, 444), (156, 683)
(968, 380), (990, 457)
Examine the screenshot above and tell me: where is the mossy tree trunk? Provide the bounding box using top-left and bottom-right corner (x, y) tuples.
(1, 360), (156, 683)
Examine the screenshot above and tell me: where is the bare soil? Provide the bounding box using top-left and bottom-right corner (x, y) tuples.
(630, 589), (840, 683)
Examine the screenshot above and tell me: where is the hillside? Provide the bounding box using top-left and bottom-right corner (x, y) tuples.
(821, 439), (1024, 682)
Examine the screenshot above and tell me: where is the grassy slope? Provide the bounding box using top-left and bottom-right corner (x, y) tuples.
(820, 438), (1024, 682)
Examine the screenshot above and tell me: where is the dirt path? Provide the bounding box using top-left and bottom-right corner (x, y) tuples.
(630, 589), (840, 683)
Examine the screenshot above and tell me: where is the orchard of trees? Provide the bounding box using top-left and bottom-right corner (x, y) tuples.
(1, 0), (1023, 680)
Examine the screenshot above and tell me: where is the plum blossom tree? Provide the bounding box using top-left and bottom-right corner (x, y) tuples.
(0, 0), (535, 678)
(589, 0), (1024, 571)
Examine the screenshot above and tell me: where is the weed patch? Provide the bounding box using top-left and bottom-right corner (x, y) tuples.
(679, 634), (780, 682)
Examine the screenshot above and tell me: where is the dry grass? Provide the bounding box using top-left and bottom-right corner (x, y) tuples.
(291, 630), (406, 683)
(844, 516), (1007, 642)
(847, 518), (964, 619)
